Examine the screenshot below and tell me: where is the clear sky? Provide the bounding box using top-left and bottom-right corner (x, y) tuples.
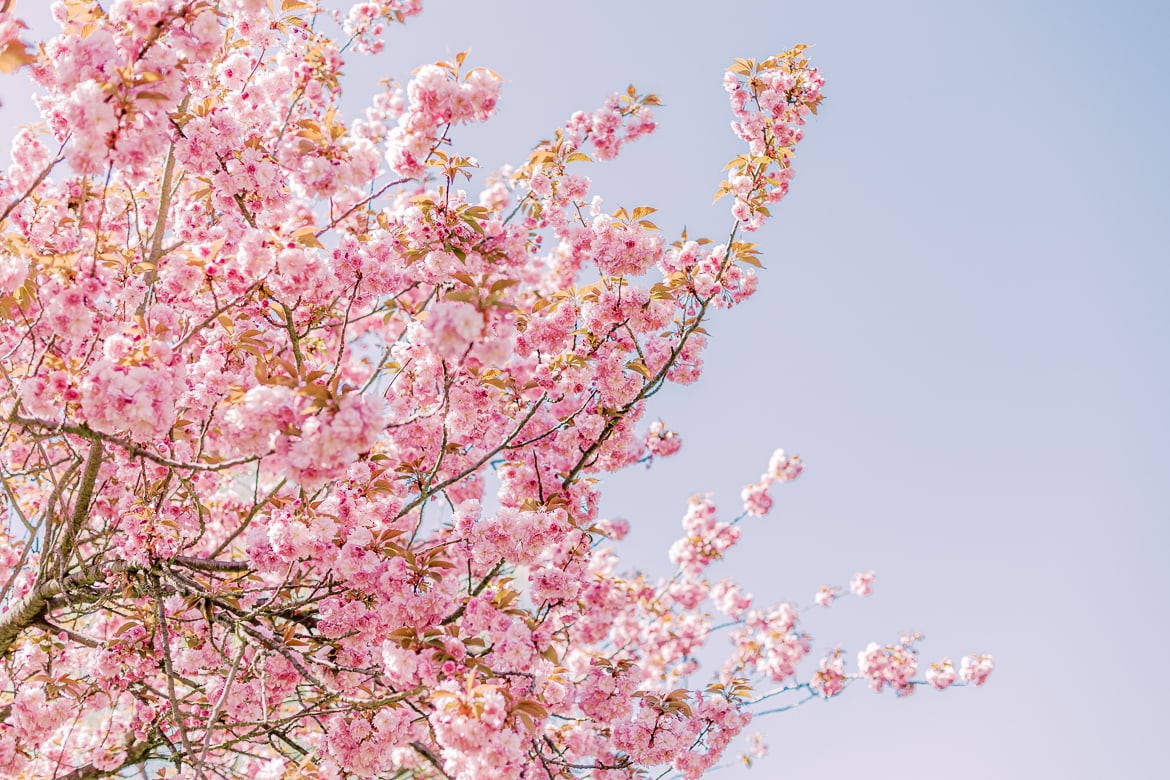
(3, 1), (1168, 778)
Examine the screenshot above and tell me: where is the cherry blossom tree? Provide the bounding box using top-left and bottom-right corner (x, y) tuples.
(0, 2), (991, 778)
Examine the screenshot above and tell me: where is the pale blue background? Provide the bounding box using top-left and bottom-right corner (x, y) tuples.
(3, 1), (1167, 777)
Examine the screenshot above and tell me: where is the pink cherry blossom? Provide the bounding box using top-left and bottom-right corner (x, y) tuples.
(858, 638), (919, 696)
(851, 569), (876, 596)
(815, 585), (839, 607)
(811, 649), (848, 698)
(0, 252), (27, 295)
(961, 653), (995, 686)
(927, 658), (958, 690)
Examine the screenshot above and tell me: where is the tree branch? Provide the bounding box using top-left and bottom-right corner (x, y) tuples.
(0, 560), (134, 658)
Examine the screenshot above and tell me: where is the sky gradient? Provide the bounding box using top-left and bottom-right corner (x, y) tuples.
(2, 1), (1167, 777)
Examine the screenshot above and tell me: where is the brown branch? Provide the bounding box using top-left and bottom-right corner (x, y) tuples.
(411, 741), (454, 779)
(55, 737), (158, 780)
(51, 438), (103, 574)
(171, 556), (251, 573)
(0, 560), (134, 658)
(10, 416), (264, 472)
(0, 150), (65, 225)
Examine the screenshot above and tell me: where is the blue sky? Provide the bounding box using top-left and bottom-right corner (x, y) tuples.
(3, 1), (1167, 777)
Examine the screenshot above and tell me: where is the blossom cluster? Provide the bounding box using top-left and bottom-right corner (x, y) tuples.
(718, 47), (825, 230)
(386, 52), (502, 177)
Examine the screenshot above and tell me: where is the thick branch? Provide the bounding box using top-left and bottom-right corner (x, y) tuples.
(55, 737), (158, 780)
(10, 415), (263, 472)
(51, 438), (103, 572)
(0, 560), (133, 658)
(171, 555), (251, 573)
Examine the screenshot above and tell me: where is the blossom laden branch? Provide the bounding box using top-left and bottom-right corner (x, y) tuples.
(0, 3), (990, 778)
